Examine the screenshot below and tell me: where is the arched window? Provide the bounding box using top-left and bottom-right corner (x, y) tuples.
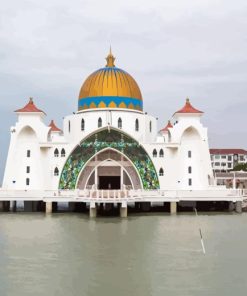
(68, 120), (71, 133)
(54, 167), (59, 176)
(118, 118), (122, 129)
(135, 119), (139, 131)
(153, 149), (157, 158)
(61, 148), (66, 157)
(149, 121), (152, 132)
(54, 148), (59, 157)
(81, 118), (85, 131)
(159, 168), (164, 176)
(188, 150), (192, 158)
(26, 178), (30, 185)
(188, 166), (192, 174)
(27, 150), (31, 157)
(159, 149), (164, 157)
(98, 117), (102, 128)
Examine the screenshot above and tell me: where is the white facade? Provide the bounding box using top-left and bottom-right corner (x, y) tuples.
(2, 53), (214, 193)
(2, 101), (214, 192)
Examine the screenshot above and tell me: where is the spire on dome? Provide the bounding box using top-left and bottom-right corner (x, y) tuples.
(160, 120), (173, 133)
(49, 120), (62, 132)
(15, 97), (45, 114)
(105, 46), (115, 67)
(174, 98), (203, 115)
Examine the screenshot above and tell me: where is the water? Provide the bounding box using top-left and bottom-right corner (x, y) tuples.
(0, 212), (246, 296)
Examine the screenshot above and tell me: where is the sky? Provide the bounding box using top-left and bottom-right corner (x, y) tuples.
(0, 0), (247, 181)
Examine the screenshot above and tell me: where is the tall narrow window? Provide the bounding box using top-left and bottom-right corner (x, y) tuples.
(153, 149), (157, 158)
(135, 119), (139, 131)
(188, 151), (192, 158)
(61, 148), (66, 157)
(159, 168), (164, 176)
(159, 149), (164, 158)
(149, 121), (152, 132)
(118, 118), (122, 129)
(81, 118), (85, 131)
(68, 120), (71, 133)
(26, 178), (30, 186)
(98, 117), (102, 128)
(27, 150), (31, 157)
(188, 178), (192, 186)
(26, 166), (30, 174)
(54, 148), (59, 157)
(54, 167), (59, 176)
(188, 166), (192, 174)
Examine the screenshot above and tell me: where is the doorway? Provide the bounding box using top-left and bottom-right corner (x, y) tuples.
(99, 176), (120, 189)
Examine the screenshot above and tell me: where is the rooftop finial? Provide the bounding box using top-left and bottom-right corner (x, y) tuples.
(29, 97), (33, 103)
(186, 97), (190, 103)
(106, 46), (115, 67)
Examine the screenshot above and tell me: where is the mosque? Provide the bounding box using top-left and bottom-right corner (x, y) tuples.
(1, 50), (242, 215)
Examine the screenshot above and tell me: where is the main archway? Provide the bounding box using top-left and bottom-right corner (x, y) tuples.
(77, 149), (142, 190)
(59, 128), (159, 190)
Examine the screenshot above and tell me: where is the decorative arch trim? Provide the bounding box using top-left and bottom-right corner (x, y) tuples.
(59, 128), (159, 190)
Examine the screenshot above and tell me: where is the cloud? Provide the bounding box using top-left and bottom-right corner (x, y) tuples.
(0, 0), (247, 181)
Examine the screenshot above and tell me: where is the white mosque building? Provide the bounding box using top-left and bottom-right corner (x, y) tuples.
(0, 50), (242, 215)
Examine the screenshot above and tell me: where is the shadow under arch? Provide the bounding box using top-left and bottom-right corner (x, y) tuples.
(181, 125), (202, 141)
(59, 127), (159, 190)
(17, 125), (37, 140)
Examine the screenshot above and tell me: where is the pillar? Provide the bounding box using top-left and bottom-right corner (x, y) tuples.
(0, 201), (4, 211)
(10, 201), (17, 212)
(235, 201), (242, 213)
(120, 201), (128, 218)
(170, 202), (177, 214)
(90, 202), (97, 218)
(46, 202), (53, 214)
(95, 166), (98, 189)
(228, 201), (235, 212)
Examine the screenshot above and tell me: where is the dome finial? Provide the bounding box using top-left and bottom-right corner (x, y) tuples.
(106, 46), (115, 67)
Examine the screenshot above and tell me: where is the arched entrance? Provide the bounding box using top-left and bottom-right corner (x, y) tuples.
(59, 128), (159, 190)
(77, 149), (142, 190)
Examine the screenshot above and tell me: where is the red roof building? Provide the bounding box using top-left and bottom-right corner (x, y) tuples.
(160, 120), (173, 133)
(210, 149), (247, 155)
(15, 98), (45, 114)
(174, 98), (203, 115)
(49, 120), (62, 132)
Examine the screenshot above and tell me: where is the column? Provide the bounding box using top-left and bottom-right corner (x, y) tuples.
(46, 202), (53, 214)
(235, 201), (242, 213)
(0, 201), (4, 212)
(228, 201), (235, 212)
(120, 201), (128, 218)
(90, 202), (97, 218)
(95, 167), (98, 189)
(120, 166), (123, 190)
(170, 202), (177, 214)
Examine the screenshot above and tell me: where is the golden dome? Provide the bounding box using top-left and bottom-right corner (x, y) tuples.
(78, 50), (143, 111)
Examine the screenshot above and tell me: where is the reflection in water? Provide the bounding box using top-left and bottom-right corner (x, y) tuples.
(0, 213), (247, 296)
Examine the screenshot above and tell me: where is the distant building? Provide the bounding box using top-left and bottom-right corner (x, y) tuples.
(210, 149), (247, 172)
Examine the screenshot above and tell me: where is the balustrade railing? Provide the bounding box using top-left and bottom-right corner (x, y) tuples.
(0, 188), (243, 200)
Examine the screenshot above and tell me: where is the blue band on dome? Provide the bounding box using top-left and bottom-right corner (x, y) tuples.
(78, 96), (143, 110)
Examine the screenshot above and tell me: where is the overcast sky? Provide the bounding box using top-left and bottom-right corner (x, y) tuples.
(0, 0), (247, 181)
